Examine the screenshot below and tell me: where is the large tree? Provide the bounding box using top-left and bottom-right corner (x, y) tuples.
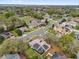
(4, 12), (15, 18)
(0, 39), (28, 56)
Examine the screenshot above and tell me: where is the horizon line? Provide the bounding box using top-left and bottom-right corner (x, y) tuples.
(0, 4), (79, 6)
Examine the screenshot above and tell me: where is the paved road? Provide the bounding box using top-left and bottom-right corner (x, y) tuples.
(18, 27), (47, 40)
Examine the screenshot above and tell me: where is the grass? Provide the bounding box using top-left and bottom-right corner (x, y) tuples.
(26, 47), (46, 59)
(48, 29), (57, 35)
(26, 48), (38, 59)
(24, 27), (37, 34)
(75, 24), (79, 30)
(60, 32), (75, 50)
(11, 31), (19, 37)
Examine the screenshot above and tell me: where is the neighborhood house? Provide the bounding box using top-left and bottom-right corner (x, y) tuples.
(47, 52), (67, 59)
(29, 38), (50, 54)
(0, 54), (20, 59)
(0, 32), (14, 39)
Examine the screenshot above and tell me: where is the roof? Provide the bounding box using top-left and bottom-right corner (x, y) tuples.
(29, 19), (41, 27)
(75, 32), (79, 40)
(0, 54), (20, 59)
(72, 17), (79, 23)
(28, 19), (46, 28)
(50, 53), (67, 59)
(1, 32), (14, 39)
(29, 39), (50, 54)
(18, 26), (28, 33)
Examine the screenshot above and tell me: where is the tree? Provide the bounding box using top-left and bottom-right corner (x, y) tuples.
(25, 8), (33, 16)
(4, 12), (15, 18)
(0, 39), (28, 56)
(14, 28), (22, 36)
(45, 19), (48, 25)
(75, 24), (79, 30)
(32, 12), (43, 19)
(25, 8), (32, 12)
(60, 33), (75, 50)
(0, 36), (5, 44)
(0, 26), (4, 33)
(5, 19), (15, 31)
(60, 32), (76, 58)
(47, 8), (64, 15)
(70, 9), (79, 17)
(47, 8), (55, 15)
(10, 16), (25, 28)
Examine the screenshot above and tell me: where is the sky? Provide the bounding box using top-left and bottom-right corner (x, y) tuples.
(0, 0), (79, 5)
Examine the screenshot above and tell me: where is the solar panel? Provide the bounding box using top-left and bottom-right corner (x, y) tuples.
(33, 43), (40, 49)
(50, 53), (66, 59)
(52, 53), (59, 58)
(37, 47), (45, 54)
(43, 44), (49, 50)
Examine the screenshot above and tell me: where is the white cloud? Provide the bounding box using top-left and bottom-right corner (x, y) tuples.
(12, 0), (24, 4)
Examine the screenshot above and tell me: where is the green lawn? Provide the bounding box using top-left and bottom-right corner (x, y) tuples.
(48, 29), (57, 35)
(26, 48), (38, 59)
(24, 27), (37, 35)
(26, 47), (46, 59)
(11, 31), (19, 37)
(60, 32), (75, 50)
(75, 24), (79, 30)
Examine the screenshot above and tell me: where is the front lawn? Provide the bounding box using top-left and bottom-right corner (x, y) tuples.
(48, 29), (57, 35)
(26, 48), (45, 59)
(75, 24), (79, 30)
(26, 48), (38, 59)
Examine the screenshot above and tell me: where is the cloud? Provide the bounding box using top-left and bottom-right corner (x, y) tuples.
(0, 0), (78, 5)
(12, 0), (24, 4)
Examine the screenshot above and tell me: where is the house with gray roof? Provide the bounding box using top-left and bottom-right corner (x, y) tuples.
(29, 38), (50, 54)
(0, 32), (14, 39)
(75, 32), (79, 40)
(0, 54), (20, 59)
(48, 52), (67, 59)
(28, 19), (41, 28)
(18, 26), (28, 34)
(28, 19), (46, 28)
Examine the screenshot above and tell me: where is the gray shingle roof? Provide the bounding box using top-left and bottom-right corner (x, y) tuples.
(37, 47), (45, 54)
(50, 53), (67, 59)
(0, 54), (20, 59)
(33, 43), (40, 49)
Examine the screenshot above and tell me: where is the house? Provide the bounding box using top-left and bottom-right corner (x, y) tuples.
(43, 13), (52, 21)
(29, 38), (50, 54)
(28, 19), (46, 28)
(0, 32), (14, 39)
(0, 54), (20, 59)
(54, 21), (74, 37)
(54, 24), (71, 37)
(68, 21), (77, 27)
(47, 52), (67, 59)
(28, 19), (41, 28)
(18, 26), (28, 34)
(59, 19), (66, 24)
(75, 32), (79, 40)
(72, 17), (79, 23)
(62, 22), (74, 32)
